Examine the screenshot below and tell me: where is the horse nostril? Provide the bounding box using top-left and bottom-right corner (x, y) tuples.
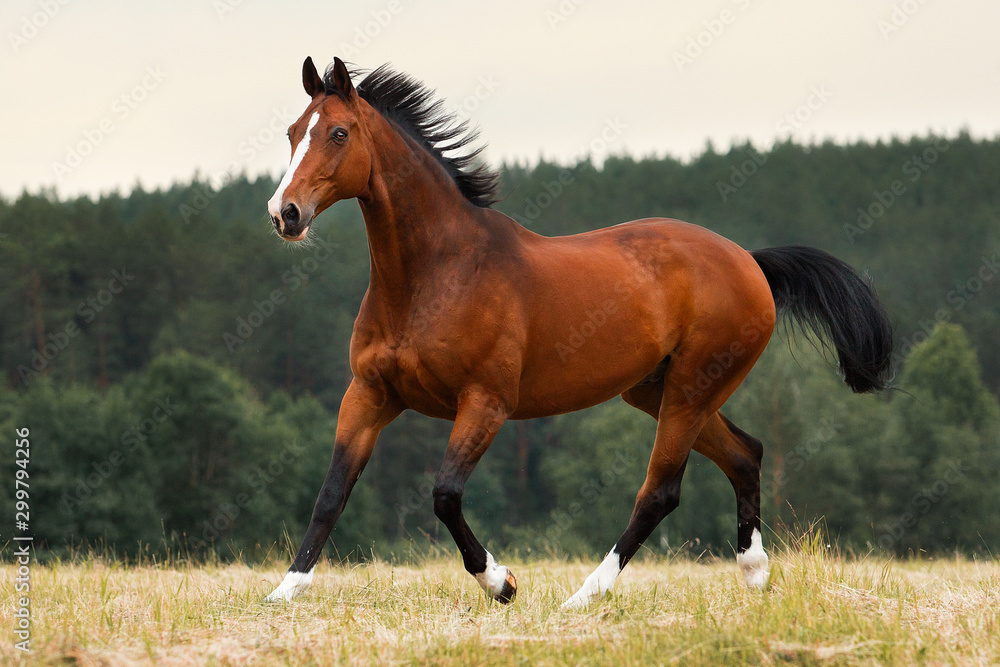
(281, 203), (300, 226)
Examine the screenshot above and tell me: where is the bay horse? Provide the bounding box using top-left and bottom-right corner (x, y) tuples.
(264, 57), (893, 608)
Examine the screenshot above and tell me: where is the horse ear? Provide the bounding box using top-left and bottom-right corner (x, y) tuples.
(302, 57), (323, 98)
(330, 57), (355, 98)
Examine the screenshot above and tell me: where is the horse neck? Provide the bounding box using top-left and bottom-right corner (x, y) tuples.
(357, 117), (487, 301)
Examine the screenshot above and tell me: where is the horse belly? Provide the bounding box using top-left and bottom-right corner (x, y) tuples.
(513, 300), (674, 418)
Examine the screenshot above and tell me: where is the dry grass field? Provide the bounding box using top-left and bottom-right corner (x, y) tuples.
(3, 542), (999, 666)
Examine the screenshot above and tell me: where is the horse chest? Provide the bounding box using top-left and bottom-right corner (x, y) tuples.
(365, 336), (466, 417)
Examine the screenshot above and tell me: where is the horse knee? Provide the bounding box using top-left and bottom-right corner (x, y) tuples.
(432, 483), (461, 522)
(634, 483), (682, 523)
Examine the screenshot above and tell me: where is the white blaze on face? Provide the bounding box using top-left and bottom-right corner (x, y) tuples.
(265, 567), (314, 602)
(268, 112), (321, 222)
(737, 528), (769, 590)
(561, 547), (622, 609)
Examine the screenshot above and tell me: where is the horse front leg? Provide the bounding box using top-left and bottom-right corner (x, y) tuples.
(266, 380), (401, 602)
(432, 390), (517, 603)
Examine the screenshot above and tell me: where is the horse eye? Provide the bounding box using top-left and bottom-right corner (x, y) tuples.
(331, 127), (348, 143)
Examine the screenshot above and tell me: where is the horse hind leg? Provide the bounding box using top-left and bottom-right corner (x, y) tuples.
(693, 412), (769, 589)
(624, 385), (769, 590)
(562, 339), (766, 608)
(562, 378), (702, 609)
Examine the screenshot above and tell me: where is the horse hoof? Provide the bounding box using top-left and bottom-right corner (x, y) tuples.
(494, 569), (517, 604)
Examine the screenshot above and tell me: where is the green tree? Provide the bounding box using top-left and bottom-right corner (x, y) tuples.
(0, 378), (161, 557)
(879, 324), (1000, 553)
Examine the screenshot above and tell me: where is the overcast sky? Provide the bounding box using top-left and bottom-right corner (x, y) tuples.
(3, 0), (999, 199)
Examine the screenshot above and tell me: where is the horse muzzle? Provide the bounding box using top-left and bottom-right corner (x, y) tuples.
(270, 201), (314, 241)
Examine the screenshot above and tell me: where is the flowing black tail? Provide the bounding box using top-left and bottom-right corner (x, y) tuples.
(751, 245), (894, 393)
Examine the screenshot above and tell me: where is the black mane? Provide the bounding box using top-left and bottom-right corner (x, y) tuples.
(323, 63), (500, 208)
